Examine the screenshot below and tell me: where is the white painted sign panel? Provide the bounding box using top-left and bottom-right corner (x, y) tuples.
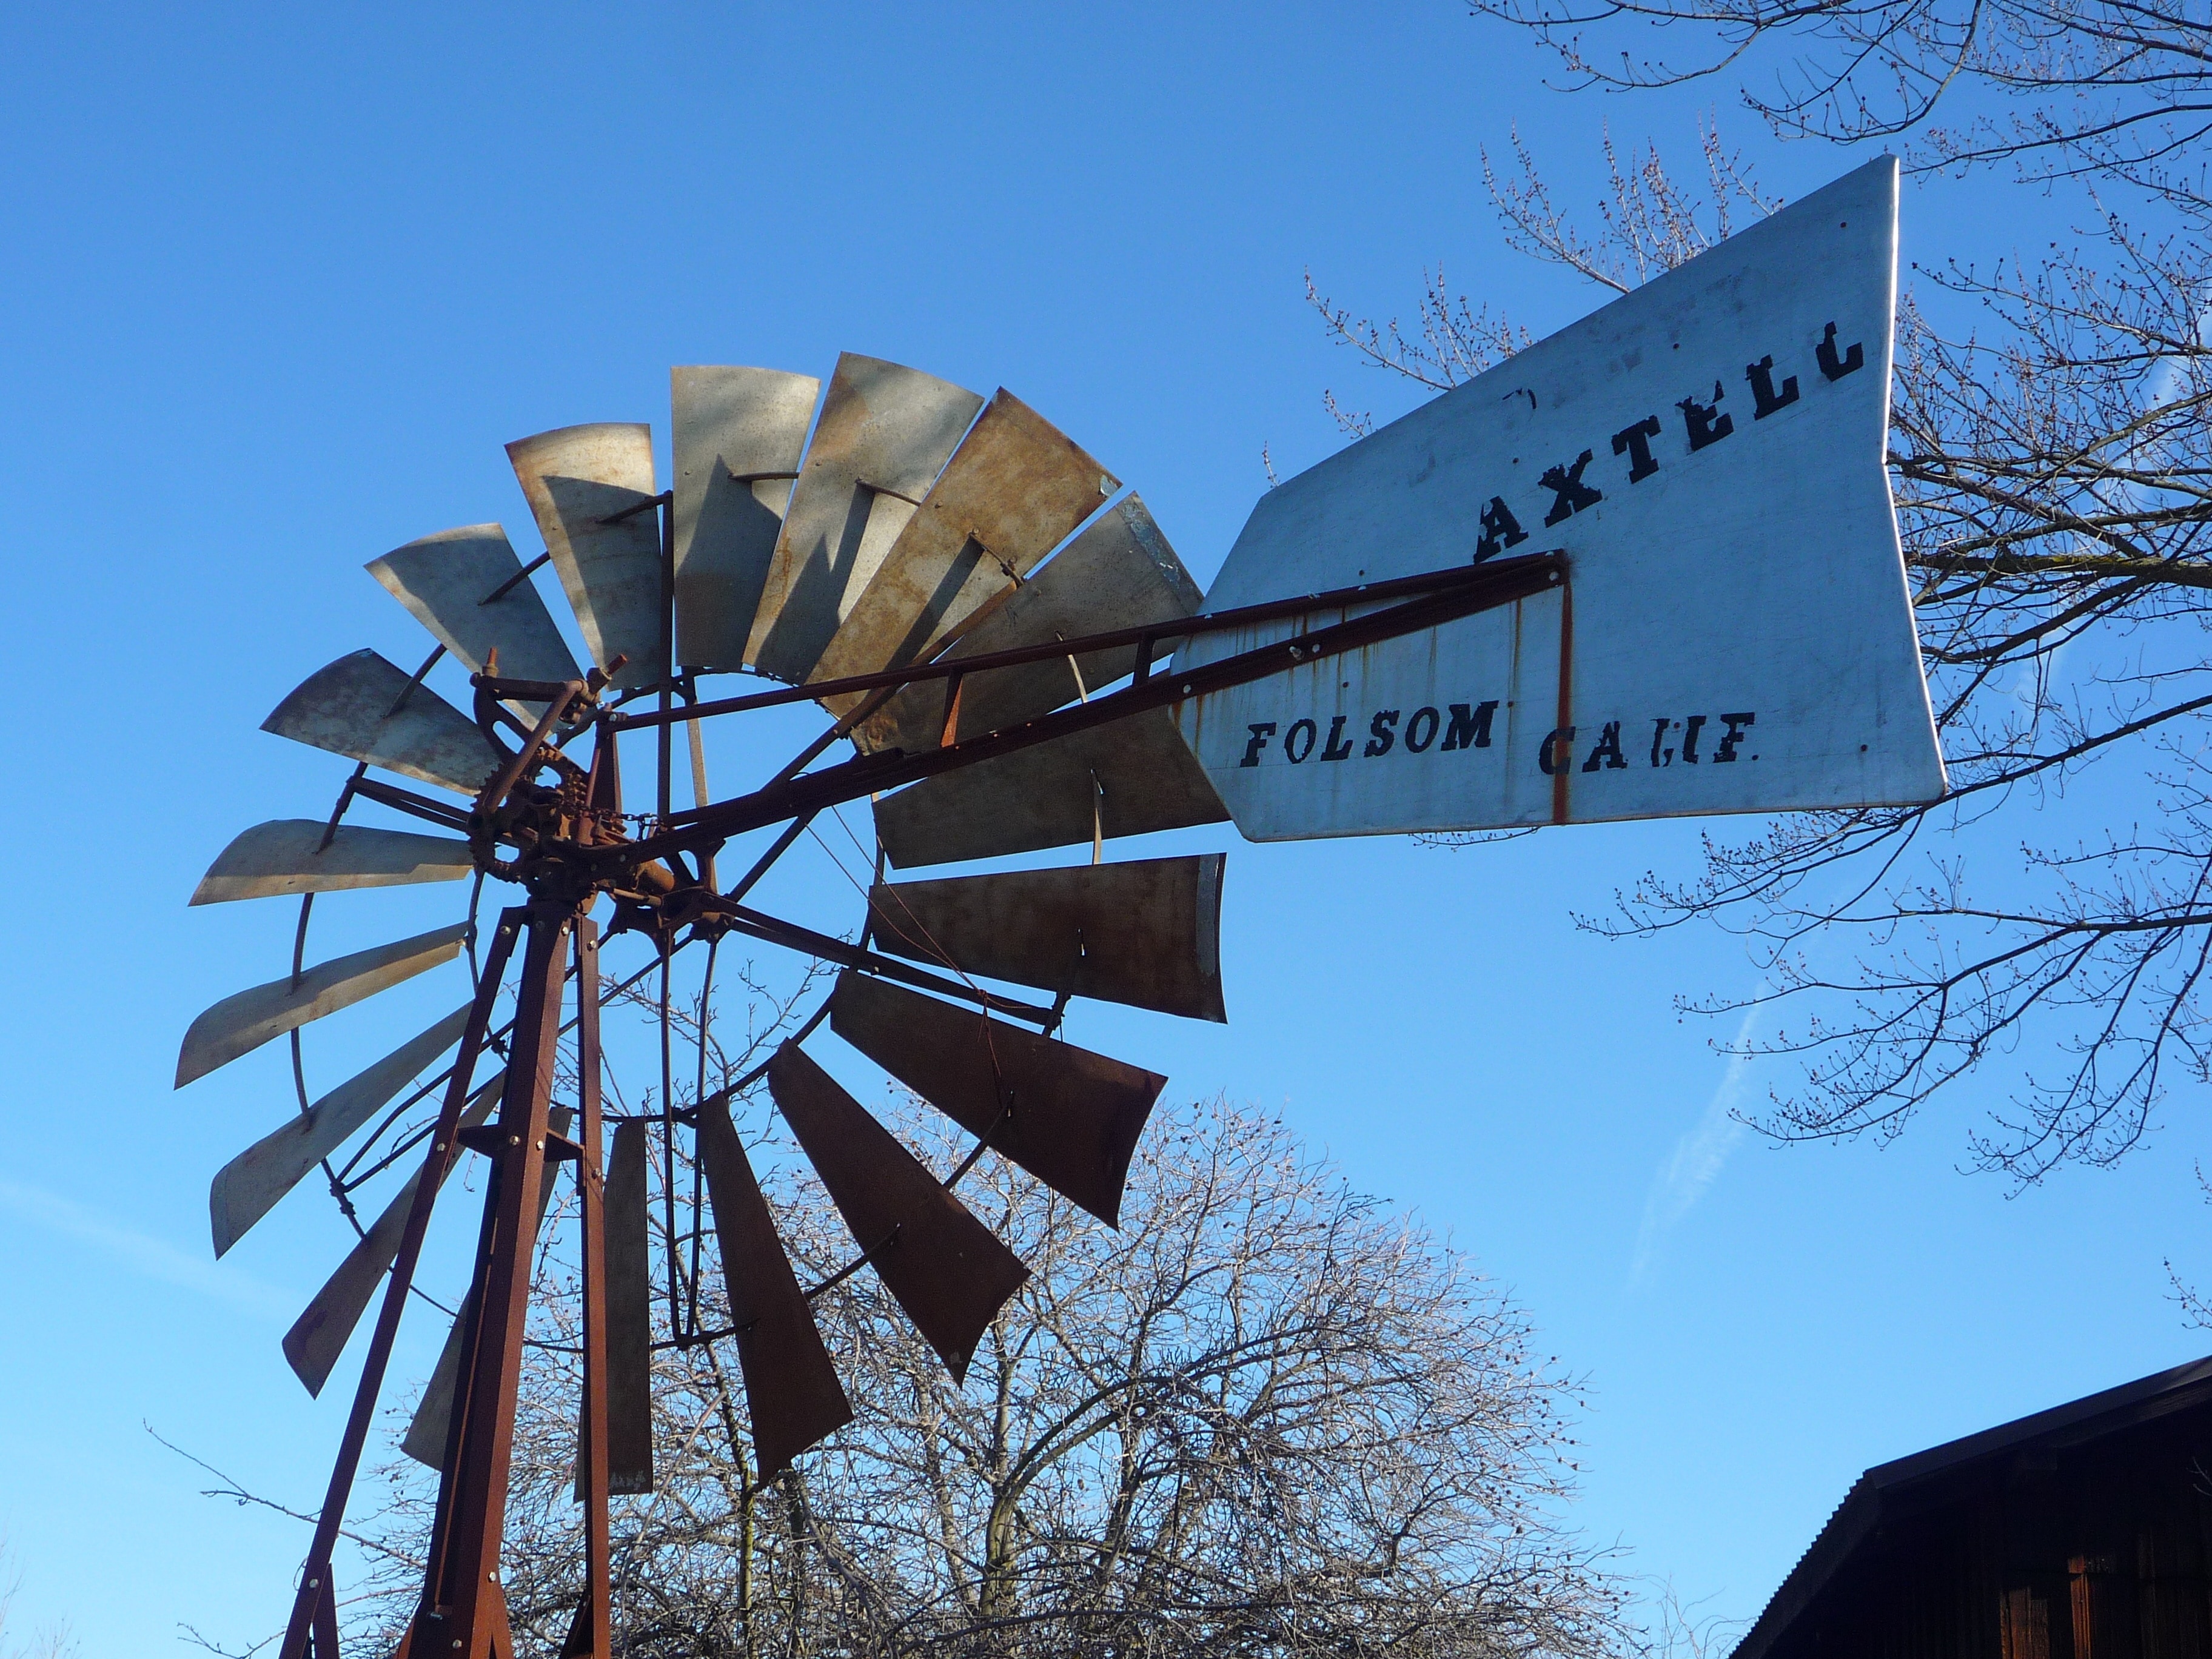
(1174, 157), (1944, 839)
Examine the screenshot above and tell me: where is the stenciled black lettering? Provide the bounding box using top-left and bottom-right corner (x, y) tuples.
(1611, 415), (1662, 483)
(1681, 713), (1708, 763)
(1441, 700), (1498, 751)
(1580, 720), (1628, 772)
(1320, 714), (1356, 761)
(1649, 717), (1672, 767)
(1364, 709), (1401, 757)
(1239, 722), (1277, 767)
(1817, 321), (1865, 381)
(1540, 451), (1603, 526)
(1746, 355), (1800, 418)
(1284, 718), (1317, 763)
(1476, 497), (1528, 561)
(1714, 711), (1756, 762)
(1678, 381), (1734, 451)
(1537, 726), (1577, 776)
(1404, 706), (1441, 752)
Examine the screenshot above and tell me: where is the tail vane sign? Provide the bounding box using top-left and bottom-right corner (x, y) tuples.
(1175, 158), (1944, 840)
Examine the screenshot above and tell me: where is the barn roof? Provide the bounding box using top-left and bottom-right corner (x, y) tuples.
(1731, 1352), (2212, 1659)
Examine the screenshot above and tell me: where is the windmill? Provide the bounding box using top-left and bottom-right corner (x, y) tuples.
(179, 155), (1940, 1659)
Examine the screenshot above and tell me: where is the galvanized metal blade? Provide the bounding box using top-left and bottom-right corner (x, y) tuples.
(283, 1073), (504, 1396)
(873, 706), (1227, 869)
(672, 366), (821, 672)
(810, 389), (1118, 697)
(175, 922), (469, 1089)
(603, 1118), (654, 1494)
(507, 423), (664, 691)
(852, 494), (1200, 755)
(744, 354), (983, 684)
(263, 649), (503, 796)
(697, 1095), (853, 1476)
(365, 523), (583, 706)
(868, 856), (1227, 1023)
(209, 1004), (472, 1257)
(190, 820), (474, 906)
(766, 1043), (1030, 1383)
(827, 972), (1162, 1228)
(401, 1107), (572, 1467)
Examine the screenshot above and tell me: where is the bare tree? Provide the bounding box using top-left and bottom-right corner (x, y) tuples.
(343, 1091), (1633, 1659)
(0, 1540), (76, 1659)
(1466, 0), (2212, 213)
(1308, 49), (2212, 1182)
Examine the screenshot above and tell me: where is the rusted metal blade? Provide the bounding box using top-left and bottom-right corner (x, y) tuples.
(401, 1106), (571, 1466)
(508, 423), (664, 690)
(828, 973), (1163, 1227)
(603, 1118), (654, 1494)
(868, 856), (1227, 1022)
(745, 354), (983, 683)
(263, 649), (503, 796)
(190, 819), (473, 906)
(811, 389), (1118, 697)
(767, 1043), (1030, 1382)
(696, 1096), (852, 1476)
(365, 523), (583, 706)
(175, 922), (469, 1088)
(873, 706), (1227, 869)
(283, 1073), (504, 1396)
(209, 1004), (472, 1257)
(672, 366), (821, 672)
(853, 494), (1200, 754)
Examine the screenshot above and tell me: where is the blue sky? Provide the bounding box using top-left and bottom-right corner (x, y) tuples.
(2, 4), (2199, 1654)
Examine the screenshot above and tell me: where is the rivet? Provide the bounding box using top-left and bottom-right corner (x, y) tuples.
(535, 1139), (545, 1150)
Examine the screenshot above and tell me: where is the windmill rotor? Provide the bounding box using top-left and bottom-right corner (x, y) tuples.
(180, 354), (1338, 1659)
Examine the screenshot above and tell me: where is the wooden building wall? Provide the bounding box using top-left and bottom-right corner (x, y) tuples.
(1763, 1419), (2212, 1659)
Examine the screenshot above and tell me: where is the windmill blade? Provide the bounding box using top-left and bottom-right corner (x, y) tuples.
(403, 1107), (572, 1468)
(810, 389), (1118, 700)
(696, 1095), (852, 1476)
(868, 856), (1226, 1022)
(672, 366), (821, 672)
(190, 820), (473, 906)
(828, 972), (1162, 1227)
(507, 423), (665, 691)
(210, 1004), (472, 1256)
(873, 706), (1227, 870)
(283, 1071), (504, 1396)
(603, 1118), (654, 1495)
(853, 494), (1200, 756)
(767, 1043), (1030, 1383)
(175, 922), (470, 1088)
(364, 523), (583, 707)
(263, 649), (503, 796)
(744, 354), (984, 684)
